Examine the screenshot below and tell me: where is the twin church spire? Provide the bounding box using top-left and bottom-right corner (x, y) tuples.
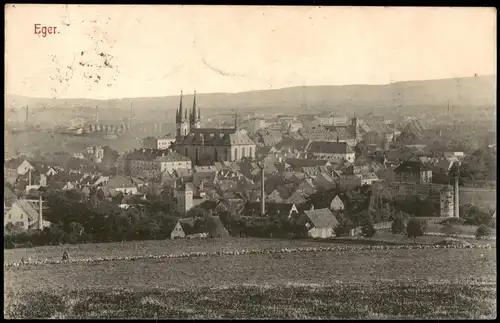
(175, 90), (200, 125)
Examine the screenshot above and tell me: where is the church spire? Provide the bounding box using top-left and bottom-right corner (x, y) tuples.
(178, 90), (184, 121)
(191, 90), (197, 124)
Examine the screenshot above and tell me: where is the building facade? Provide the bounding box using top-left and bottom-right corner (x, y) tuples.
(128, 150), (192, 178)
(307, 141), (356, 163)
(143, 136), (175, 150)
(174, 91), (256, 165)
(176, 182), (194, 215)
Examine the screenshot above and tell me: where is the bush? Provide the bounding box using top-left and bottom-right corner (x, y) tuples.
(361, 222), (376, 238)
(407, 218), (427, 243)
(475, 225), (491, 240)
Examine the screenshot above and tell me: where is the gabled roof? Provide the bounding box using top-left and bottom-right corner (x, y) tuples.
(275, 139), (310, 152)
(304, 208), (339, 228)
(194, 165), (217, 173)
(12, 199), (39, 222)
(105, 175), (138, 189)
(285, 158), (330, 169)
(308, 141), (353, 154)
(4, 158), (31, 169)
(175, 168), (193, 178)
(286, 190), (308, 204)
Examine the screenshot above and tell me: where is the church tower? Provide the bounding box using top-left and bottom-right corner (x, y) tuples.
(176, 91), (190, 140)
(190, 91), (201, 129)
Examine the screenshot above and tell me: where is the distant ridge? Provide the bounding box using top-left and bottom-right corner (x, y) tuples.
(5, 75), (496, 112)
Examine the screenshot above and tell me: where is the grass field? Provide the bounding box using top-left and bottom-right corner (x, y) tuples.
(4, 234), (491, 264)
(4, 241), (497, 319)
(4, 238), (358, 264)
(5, 281), (496, 319)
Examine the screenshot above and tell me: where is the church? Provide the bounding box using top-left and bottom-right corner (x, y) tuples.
(174, 91), (256, 166)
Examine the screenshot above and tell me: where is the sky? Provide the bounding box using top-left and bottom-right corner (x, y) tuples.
(5, 5), (497, 99)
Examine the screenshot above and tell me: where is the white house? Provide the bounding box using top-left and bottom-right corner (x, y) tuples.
(4, 199), (50, 231)
(307, 141), (355, 164)
(303, 208), (339, 239)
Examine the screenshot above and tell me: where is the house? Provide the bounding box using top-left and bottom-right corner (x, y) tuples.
(4, 199), (50, 231)
(274, 139), (310, 154)
(155, 151), (192, 173)
(286, 190), (308, 204)
(267, 189), (284, 203)
(307, 141), (355, 163)
(312, 172), (337, 190)
(303, 208), (339, 239)
(170, 219), (187, 239)
(394, 159), (433, 184)
(330, 195), (345, 211)
(171, 216), (230, 239)
(5, 158), (34, 176)
(296, 178), (317, 196)
(284, 158), (331, 171)
(142, 135), (175, 150)
(102, 175), (142, 194)
(338, 172), (379, 190)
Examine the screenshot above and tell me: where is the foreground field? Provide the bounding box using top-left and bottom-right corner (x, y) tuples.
(4, 235), (490, 264)
(5, 280), (496, 319)
(4, 238), (351, 263)
(4, 246), (496, 318)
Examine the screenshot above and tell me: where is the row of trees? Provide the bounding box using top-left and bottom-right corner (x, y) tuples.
(4, 187), (182, 248)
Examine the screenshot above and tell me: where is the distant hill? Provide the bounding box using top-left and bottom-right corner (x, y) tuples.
(5, 75), (496, 114)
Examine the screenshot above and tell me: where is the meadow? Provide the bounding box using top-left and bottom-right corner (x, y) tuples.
(4, 241), (497, 319)
(4, 234), (490, 264)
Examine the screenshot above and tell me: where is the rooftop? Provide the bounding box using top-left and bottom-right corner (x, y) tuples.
(304, 208), (339, 228)
(307, 141), (354, 154)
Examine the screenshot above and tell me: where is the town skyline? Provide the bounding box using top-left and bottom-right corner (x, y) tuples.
(6, 5), (496, 99)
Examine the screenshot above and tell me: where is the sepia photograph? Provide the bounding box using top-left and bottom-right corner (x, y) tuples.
(4, 4), (497, 319)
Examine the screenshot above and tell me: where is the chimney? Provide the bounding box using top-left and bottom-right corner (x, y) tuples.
(260, 164), (265, 216)
(38, 193), (43, 230)
(454, 177), (460, 218)
(310, 205), (315, 211)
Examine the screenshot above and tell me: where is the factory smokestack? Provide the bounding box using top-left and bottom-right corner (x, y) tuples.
(454, 177), (460, 218)
(260, 163), (265, 216)
(38, 193), (43, 230)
